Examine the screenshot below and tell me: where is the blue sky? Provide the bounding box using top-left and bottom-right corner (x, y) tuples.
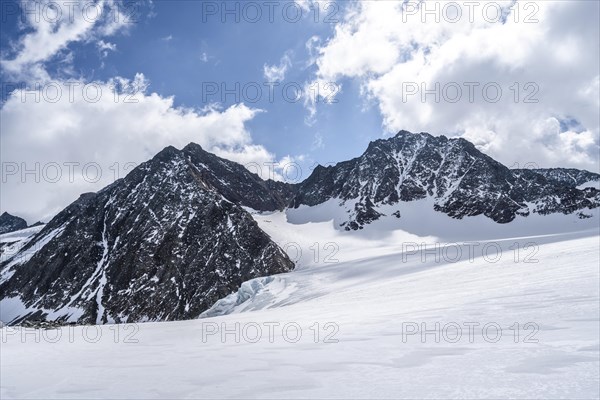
(1, 0), (599, 222)
(1, 0), (384, 167)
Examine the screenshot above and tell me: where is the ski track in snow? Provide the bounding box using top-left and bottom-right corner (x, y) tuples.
(1, 205), (599, 399)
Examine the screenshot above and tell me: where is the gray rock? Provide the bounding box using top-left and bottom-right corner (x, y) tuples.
(0, 212), (27, 234)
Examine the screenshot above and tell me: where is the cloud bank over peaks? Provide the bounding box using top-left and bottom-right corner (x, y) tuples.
(310, 0), (600, 171)
(0, 74), (295, 222)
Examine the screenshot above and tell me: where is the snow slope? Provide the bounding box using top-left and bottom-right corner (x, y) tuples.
(1, 207), (598, 398)
(0, 225), (44, 269)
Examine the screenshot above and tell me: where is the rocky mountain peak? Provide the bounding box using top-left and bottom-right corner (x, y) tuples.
(0, 212), (28, 235)
(0, 144), (294, 325)
(292, 130), (599, 229)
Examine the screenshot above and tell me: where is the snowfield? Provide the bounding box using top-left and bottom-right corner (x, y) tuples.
(1, 207), (599, 399)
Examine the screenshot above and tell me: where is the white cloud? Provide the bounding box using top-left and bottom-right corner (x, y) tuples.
(311, 0), (600, 171)
(263, 53), (293, 82)
(1, 0), (131, 81)
(97, 40), (117, 58)
(0, 1), (292, 223)
(275, 154), (307, 183)
(0, 75), (281, 222)
(303, 78), (341, 126)
(97, 40), (117, 51)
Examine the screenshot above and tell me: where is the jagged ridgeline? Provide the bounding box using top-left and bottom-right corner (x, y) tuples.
(291, 131), (600, 229)
(1, 131), (598, 325)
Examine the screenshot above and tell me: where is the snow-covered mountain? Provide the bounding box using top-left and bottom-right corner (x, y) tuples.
(0, 144), (293, 325)
(291, 130), (600, 229)
(1, 130), (599, 326)
(519, 167), (600, 188)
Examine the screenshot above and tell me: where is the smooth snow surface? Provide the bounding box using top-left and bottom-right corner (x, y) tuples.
(0, 225), (45, 283)
(1, 207), (599, 399)
(0, 226), (44, 244)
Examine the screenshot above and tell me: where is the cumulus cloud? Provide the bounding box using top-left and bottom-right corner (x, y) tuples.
(0, 75), (282, 222)
(0, 0), (298, 222)
(311, 0), (600, 171)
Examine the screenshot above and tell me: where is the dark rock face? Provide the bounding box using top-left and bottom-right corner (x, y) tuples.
(0, 213), (27, 234)
(518, 168), (600, 187)
(292, 131), (600, 229)
(182, 143), (294, 211)
(1, 145), (294, 325)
